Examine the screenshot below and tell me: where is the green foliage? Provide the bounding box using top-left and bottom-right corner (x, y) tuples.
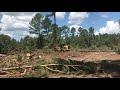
(32, 58), (97, 75)
(31, 66), (50, 77)
(0, 34), (18, 54)
(29, 13), (44, 49)
(89, 45), (98, 50)
(1, 13), (120, 55)
(117, 44), (120, 54)
(42, 16), (52, 36)
(71, 27), (76, 38)
(28, 13), (120, 51)
(29, 13), (43, 31)
(98, 45), (111, 51)
(25, 58), (120, 77)
(70, 45), (79, 52)
(17, 54), (22, 62)
(111, 45), (118, 50)
(43, 48), (54, 54)
(20, 36), (37, 53)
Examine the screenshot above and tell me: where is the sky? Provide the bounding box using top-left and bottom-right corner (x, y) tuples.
(0, 12), (120, 41)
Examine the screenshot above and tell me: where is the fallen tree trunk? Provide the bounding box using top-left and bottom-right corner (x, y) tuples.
(0, 74), (23, 78)
(0, 63), (90, 71)
(0, 66), (32, 71)
(0, 62), (91, 77)
(45, 66), (64, 73)
(0, 68), (27, 77)
(40, 64), (84, 67)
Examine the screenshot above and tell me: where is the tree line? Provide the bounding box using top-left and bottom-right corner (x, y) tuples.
(0, 13), (120, 54)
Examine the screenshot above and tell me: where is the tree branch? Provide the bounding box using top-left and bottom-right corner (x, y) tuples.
(45, 66), (64, 73)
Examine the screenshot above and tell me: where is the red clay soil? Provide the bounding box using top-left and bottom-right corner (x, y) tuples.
(40, 51), (120, 61)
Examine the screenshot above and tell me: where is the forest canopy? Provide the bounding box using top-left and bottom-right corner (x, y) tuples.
(0, 13), (120, 54)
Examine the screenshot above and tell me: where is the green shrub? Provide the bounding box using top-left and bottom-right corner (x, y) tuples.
(36, 67), (50, 77)
(32, 64), (50, 77)
(117, 45), (120, 54)
(17, 54), (22, 62)
(110, 45), (118, 50)
(98, 45), (111, 51)
(70, 46), (80, 52)
(23, 68), (50, 78)
(89, 45), (98, 50)
(42, 46), (54, 54)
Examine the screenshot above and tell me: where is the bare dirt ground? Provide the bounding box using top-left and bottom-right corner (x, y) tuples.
(39, 51), (120, 78)
(0, 51), (120, 78)
(40, 51), (120, 62)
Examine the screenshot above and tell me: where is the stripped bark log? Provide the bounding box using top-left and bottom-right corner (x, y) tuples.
(0, 63), (89, 71)
(40, 64), (89, 69)
(21, 69), (27, 75)
(0, 68), (28, 77)
(40, 64), (83, 67)
(0, 63), (91, 77)
(0, 74), (23, 78)
(0, 70), (10, 75)
(45, 66), (64, 73)
(0, 65), (32, 71)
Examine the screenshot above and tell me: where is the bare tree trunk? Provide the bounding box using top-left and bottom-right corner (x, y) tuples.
(53, 12), (57, 45)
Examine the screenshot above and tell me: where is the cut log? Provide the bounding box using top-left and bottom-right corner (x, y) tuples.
(26, 53), (31, 57)
(0, 66), (32, 71)
(45, 66), (64, 73)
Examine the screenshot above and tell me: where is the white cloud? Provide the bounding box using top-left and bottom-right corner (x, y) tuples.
(0, 12), (36, 30)
(0, 31), (13, 37)
(95, 21), (120, 35)
(68, 12), (89, 24)
(69, 25), (82, 35)
(16, 15), (34, 21)
(94, 31), (99, 35)
(13, 22), (28, 29)
(0, 30), (37, 41)
(56, 12), (66, 19)
(70, 25), (80, 30)
(1, 12), (36, 16)
(0, 12), (66, 40)
(0, 12), (37, 40)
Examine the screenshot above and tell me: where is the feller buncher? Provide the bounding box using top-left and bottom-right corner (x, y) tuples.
(54, 44), (70, 52)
